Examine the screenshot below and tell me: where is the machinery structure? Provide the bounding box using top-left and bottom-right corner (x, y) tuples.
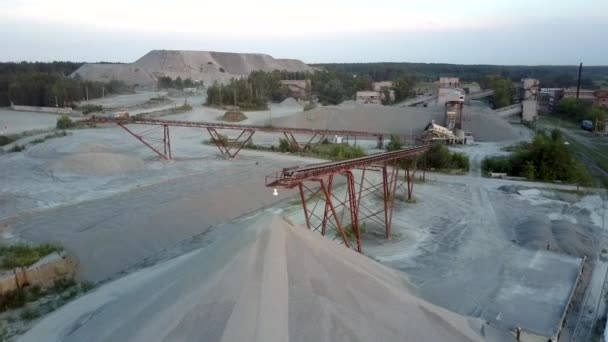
(266, 146), (430, 253)
(85, 116), (409, 159)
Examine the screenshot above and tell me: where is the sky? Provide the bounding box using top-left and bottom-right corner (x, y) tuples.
(0, 0), (607, 65)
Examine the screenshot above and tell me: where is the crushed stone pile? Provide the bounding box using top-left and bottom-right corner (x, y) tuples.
(222, 111), (248, 122)
(278, 97), (300, 107)
(273, 103), (527, 142)
(70, 50), (312, 87)
(19, 215), (486, 342)
(52, 152), (144, 176)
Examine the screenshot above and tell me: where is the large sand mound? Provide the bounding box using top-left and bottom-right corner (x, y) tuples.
(274, 103), (526, 142)
(71, 50), (313, 87)
(19, 215), (485, 342)
(70, 64), (155, 86)
(53, 152), (144, 176)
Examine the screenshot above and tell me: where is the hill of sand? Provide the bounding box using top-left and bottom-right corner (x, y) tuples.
(70, 50), (313, 87)
(19, 215), (487, 342)
(274, 103), (528, 142)
(70, 64), (155, 86)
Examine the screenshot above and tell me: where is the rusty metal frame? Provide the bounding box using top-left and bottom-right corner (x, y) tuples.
(207, 128), (255, 158)
(117, 123), (172, 160)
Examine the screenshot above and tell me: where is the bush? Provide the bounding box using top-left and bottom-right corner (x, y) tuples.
(79, 104), (102, 114)
(329, 144), (365, 160)
(0, 135), (15, 146)
(425, 143), (469, 171)
(386, 135), (403, 151)
(56, 115), (74, 129)
(20, 308), (40, 321)
(481, 129), (593, 185)
(0, 289), (26, 311)
(278, 138), (292, 153)
(8, 144), (25, 153)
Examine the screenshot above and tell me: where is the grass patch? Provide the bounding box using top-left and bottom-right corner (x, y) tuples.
(0, 244), (63, 270)
(172, 103), (192, 113)
(29, 131), (68, 145)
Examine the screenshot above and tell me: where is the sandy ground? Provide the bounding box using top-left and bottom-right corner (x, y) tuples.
(282, 168), (602, 338)
(19, 214), (503, 342)
(2, 98), (606, 340)
(0, 109), (62, 135)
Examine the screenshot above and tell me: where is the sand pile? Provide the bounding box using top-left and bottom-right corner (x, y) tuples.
(273, 103), (526, 142)
(513, 217), (594, 257)
(71, 50), (312, 87)
(19, 215), (485, 342)
(222, 111), (248, 122)
(278, 97), (299, 107)
(53, 152), (144, 176)
(70, 64), (155, 86)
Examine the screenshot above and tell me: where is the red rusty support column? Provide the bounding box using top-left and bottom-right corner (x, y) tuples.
(405, 160), (411, 200)
(298, 182), (312, 230)
(227, 130), (255, 158)
(163, 125), (167, 156)
(382, 163), (391, 239)
(319, 179), (350, 248)
(166, 126), (172, 160)
(344, 171), (361, 252)
(118, 123), (169, 160)
(321, 175), (334, 236)
(388, 161), (399, 232)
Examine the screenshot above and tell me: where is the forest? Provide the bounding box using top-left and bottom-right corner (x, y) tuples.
(0, 62), (130, 107)
(313, 62), (608, 88)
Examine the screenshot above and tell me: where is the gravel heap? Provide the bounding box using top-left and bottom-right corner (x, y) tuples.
(19, 215), (485, 342)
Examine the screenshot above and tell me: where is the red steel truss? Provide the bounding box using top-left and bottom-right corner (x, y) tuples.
(266, 146), (430, 253)
(86, 116), (402, 159)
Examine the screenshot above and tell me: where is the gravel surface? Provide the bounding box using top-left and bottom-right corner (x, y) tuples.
(18, 215), (491, 342)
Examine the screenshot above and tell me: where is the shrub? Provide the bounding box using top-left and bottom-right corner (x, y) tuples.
(0, 289), (26, 311)
(79, 104), (102, 114)
(0, 135), (15, 146)
(329, 144), (365, 160)
(386, 135), (402, 151)
(20, 308), (40, 321)
(8, 144), (25, 152)
(56, 115), (74, 129)
(279, 138), (292, 153)
(424, 143), (469, 171)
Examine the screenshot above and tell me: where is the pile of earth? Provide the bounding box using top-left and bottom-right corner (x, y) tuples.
(222, 111), (248, 122)
(273, 103), (527, 142)
(70, 50), (313, 87)
(51, 152), (144, 176)
(19, 214), (496, 342)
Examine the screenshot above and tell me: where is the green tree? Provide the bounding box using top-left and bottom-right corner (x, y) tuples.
(386, 135), (402, 151)
(319, 79), (345, 105)
(522, 160), (536, 180)
(482, 75), (513, 109)
(556, 97), (592, 121)
(393, 76), (416, 102)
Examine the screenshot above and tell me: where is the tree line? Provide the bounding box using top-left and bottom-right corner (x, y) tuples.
(0, 62), (131, 107)
(482, 129), (592, 185)
(206, 71), (291, 110)
(157, 76), (202, 89)
(314, 62), (606, 88)
(555, 97), (607, 123)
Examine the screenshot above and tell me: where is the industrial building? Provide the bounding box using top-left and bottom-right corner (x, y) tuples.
(279, 79), (311, 100)
(521, 78), (540, 122)
(356, 91), (382, 104)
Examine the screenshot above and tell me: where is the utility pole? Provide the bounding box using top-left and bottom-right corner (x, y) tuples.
(102, 86), (105, 98)
(85, 85), (89, 101)
(576, 62), (582, 99)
